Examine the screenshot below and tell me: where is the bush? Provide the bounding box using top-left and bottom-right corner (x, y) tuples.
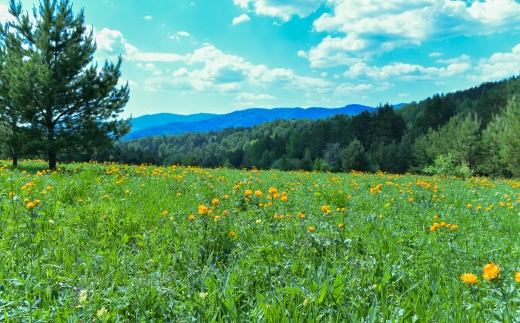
(423, 153), (472, 178)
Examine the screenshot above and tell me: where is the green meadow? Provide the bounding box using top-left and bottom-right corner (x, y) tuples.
(0, 160), (519, 322)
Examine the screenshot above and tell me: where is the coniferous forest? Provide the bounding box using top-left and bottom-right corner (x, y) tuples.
(74, 76), (518, 177)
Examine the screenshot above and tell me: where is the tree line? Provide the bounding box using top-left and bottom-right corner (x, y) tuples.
(86, 75), (519, 177)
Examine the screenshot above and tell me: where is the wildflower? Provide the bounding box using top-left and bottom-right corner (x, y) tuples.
(338, 223), (344, 229)
(198, 205), (208, 214)
(230, 231), (236, 237)
(483, 262), (500, 280)
(281, 195), (288, 201)
(467, 203), (472, 208)
(461, 273), (478, 284)
(256, 219), (262, 224)
(451, 224), (458, 230)
(245, 190), (252, 196)
(46, 186), (52, 190)
(440, 222), (446, 227)
(79, 290), (87, 304)
(255, 190), (263, 197)
(213, 215), (221, 221)
(303, 298), (311, 306)
(297, 212), (305, 219)
(379, 215), (383, 219)
(162, 210), (168, 216)
(78, 199), (83, 203)
(188, 215), (195, 221)
(125, 190), (130, 194)
(515, 272), (520, 283)
(308, 226), (315, 232)
(268, 187), (277, 194)
(26, 202), (35, 209)
(408, 198), (414, 203)
(198, 292), (208, 300)
(97, 306), (109, 319)
(212, 198), (219, 205)
(222, 210), (228, 216)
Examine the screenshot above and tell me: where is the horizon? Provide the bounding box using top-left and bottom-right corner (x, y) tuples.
(1, 0), (519, 118)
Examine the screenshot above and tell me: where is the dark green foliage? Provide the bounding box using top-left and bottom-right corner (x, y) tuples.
(0, 0), (130, 169)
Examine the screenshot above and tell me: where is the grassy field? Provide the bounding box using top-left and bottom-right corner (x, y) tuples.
(0, 159), (519, 322)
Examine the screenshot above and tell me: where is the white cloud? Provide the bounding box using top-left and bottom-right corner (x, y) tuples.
(95, 28), (187, 62)
(300, 0), (520, 67)
(429, 52), (444, 57)
(469, 43), (520, 82)
(0, 4), (13, 23)
(398, 93), (409, 97)
(320, 72), (328, 77)
(343, 61), (472, 81)
(334, 82), (391, 98)
(236, 92), (276, 100)
(437, 54), (471, 64)
(145, 44), (332, 93)
(143, 15), (152, 20)
(152, 70), (162, 76)
(233, 14), (251, 25)
(177, 31), (190, 37)
(233, 0), (324, 22)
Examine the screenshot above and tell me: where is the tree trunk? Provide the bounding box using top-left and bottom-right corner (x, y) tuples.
(12, 155), (18, 168)
(48, 150), (57, 170)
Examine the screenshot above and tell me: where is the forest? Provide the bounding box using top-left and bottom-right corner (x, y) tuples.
(77, 75), (519, 177)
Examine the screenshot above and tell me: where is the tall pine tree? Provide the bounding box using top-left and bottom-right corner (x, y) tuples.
(0, 0), (130, 169)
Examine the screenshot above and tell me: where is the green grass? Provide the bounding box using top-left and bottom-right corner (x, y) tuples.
(0, 160), (519, 322)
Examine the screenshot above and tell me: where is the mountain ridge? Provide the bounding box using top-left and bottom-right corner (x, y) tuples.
(125, 104), (385, 140)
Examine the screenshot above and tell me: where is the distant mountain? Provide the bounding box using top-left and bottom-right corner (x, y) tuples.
(123, 104), (377, 140)
(129, 112), (217, 133)
(393, 103), (407, 109)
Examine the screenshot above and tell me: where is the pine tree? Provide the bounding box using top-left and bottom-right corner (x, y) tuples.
(479, 115), (506, 178)
(501, 97), (520, 176)
(0, 0), (130, 169)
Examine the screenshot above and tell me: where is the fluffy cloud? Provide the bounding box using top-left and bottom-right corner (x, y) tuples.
(233, 14), (251, 25)
(143, 15), (152, 20)
(233, 0), (324, 22)
(300, 0), (520, 67)
(334, 82), (391, 98)
(469, 43), (520, 82)
(343, 61), (472, 81)
(236, 92), (276, 100)
(95, 28), (187, 62)
(436, 54), (471, 64)
(145, 45), (333, 93)
(429, 52), (444, 57)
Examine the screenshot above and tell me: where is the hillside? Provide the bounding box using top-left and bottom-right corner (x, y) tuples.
(129, 112), (217, 133)
(123, 104), (376, 140)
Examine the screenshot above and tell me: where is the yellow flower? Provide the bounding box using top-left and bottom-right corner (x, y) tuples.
(483, 262), (500, 280)
(230, 231), (236, 237)
(303, 298), (311, 306)
(96, 306), (109, 319)
(26, 202), (35, 209)
(256, 219), (262, 224)
(79, 290), (87, 304)
(78, 199), (83, 203)
(125, 190), (130, 194)
(255, 190), (263, 197)
(198, 204), (208, 214)
(103, 194), (108, 199)
(408, 198), (414, 203)
(188, 215), (195, 221)
(451, 224), (458, 230)
(162, 210), (168, 216)
(308, 226), (315, 232)
(212, 198), (219, 205)
(338, 223), (344, 229)
(515, 272), (520, 283)
(268, 187), (277, 194)
(245, 189), (252, 196)
(461, 273), (478, 284)
(198, 292), (208, 300)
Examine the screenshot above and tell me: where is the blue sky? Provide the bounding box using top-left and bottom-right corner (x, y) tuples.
(1, 0), (520, 118)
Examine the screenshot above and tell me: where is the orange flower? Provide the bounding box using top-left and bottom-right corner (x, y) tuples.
(162, 210), (168, 216)
(212, 198), (219, 205)
(338, 223), (344, 229)
(245, 190), (252, 196)
(451, 224), (458, 230)
(461, 273), (478, 284)
(198, 205), (208, 214)
(255, 190), (263, 197)
(515, 272), (520, 283)
(230, 231), (236, 237)
(308, 226), (315, 232)
(482, 262), (500, 280)
(408, 198), (414, 203)
(188, 215), (195, 221)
